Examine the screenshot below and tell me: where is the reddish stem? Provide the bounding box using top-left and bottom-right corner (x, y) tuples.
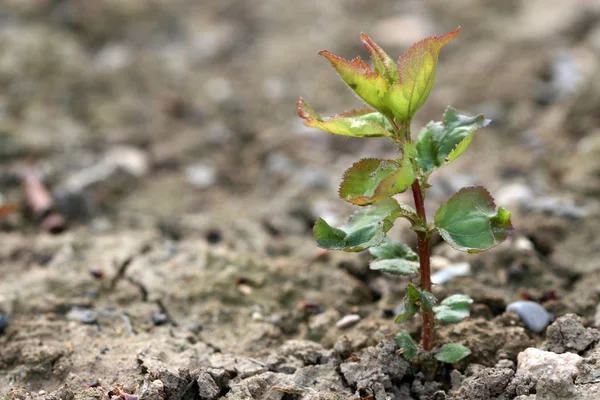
(411, 179), (434, 351)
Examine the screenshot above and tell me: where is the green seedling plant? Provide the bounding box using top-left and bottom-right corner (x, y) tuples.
(298, 27), (514, 363)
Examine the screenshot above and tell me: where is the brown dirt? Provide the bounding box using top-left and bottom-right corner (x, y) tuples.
(2, 0), (600, 399)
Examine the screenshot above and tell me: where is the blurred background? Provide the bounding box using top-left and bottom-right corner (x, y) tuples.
(0, 0), (599, 244)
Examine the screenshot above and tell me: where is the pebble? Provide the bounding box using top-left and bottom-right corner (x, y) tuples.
(514, 236), (535, 252)
(431, 262), (471, 285)
(335, 314), (361, 329)
(517, 347), (582, 380)
(506, 301), (553, 333)
(186, 164), (217, 189)
(522, 197), (586, 219)
(205, 77), (232, 102)
(66, 307), (98, 324)
(495, 183), (534, 207)
(59, 146), (149, 194)
(0, 314), (9, 334)
(151, 312), (169, 326)
(294, 167), (330, 190)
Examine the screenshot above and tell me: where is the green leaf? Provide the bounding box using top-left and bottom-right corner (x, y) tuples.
(395, 284), (436, 322)
(369, 238), (420, 278)
(370, 259), (419, 276)
(338, 156), (415, 206)
(435, 343), (471, 363)
(383, 28), (460, 121)
(361, 33), (399, 84)
(416, 289), (437, 310)
(319, 50), (390, 112)
(369, 237), (418, 261)
(416, 107), (490, 174)
(395, 331), (419, 360)
(433, 294), (473, 323)
(313, 198), (401, 252)
(297, 98), (391, 138)
(434, 186), (514, 253)
(395, 284), (420, 323)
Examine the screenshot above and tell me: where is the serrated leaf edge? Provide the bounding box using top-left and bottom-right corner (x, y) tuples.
(434, 185), (515, 253)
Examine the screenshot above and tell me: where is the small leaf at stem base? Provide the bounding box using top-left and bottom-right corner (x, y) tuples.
(395, 284), (437, 323)
(395, 331), (419, 360)
(435, 343), (471, 363)
(433, 294), (473, 323)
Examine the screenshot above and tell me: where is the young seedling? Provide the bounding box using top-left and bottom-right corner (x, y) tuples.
(298, 27), (514, 362)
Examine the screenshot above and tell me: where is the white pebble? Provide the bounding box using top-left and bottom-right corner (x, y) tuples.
(431, 262), (471, 285)
(336, 314), (361, 329)
(507, 301), (553, 333)
(186, 164), (217, 189)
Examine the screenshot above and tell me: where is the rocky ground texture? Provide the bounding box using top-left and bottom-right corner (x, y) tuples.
(2, 0), (600, 399)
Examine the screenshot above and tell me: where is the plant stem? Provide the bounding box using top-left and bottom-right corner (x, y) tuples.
(411, 179), (435, 351)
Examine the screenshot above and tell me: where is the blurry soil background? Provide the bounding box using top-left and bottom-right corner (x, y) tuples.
(2, 0), (600, 399)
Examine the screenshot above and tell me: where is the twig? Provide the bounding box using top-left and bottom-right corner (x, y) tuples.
(110, 256), (135, 290)
(97, 309), (136, 336)
(156, 299), (178, 327)
(127, 276), (149, 301)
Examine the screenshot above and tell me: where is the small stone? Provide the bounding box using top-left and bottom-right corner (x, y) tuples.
(495, 183), (534, 207)
(518, 347), (582, 376)
(103, 146), (150, 178)
(506, 301), (553, 333)
(186, 164), (217, 189)
(495, 359), (516, 369)
(251, 311), (264, 321)
(205, 77), (232, 102)
(522, 196), (586, 219)
(66, 307), (98, 324)
(542, 313), (600, 354)
(335, 314), (361, 329)
(151, 312), (169, 326)
(139, 379), (164, 400)
(454, 367), (515, 400)
(196, 370), (220, 400)
(431, 262), (471, 285)
(514, 236), (535, 252)
(0, 314), (9, 334)
(516, 348), (582, 398)
(333, 335), (352, 359)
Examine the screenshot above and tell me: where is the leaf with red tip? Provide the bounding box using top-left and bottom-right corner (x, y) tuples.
(297, 98), (391, 138)
(319, 50), (390, 111)
(361, 33), (399, 84)
(384, 27), (460, 121)
(339, 156), (415, 205)
(296, 97), (320, 120)
(434, 186), (514, 253)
